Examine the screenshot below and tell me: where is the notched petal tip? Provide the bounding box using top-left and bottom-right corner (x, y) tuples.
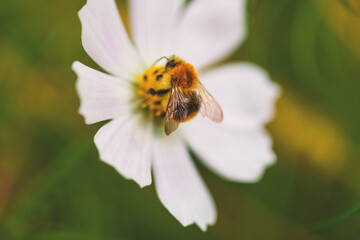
(137, 180), (152, 188)
(239, 159), (276, 184)
(153, 136), (217, 231)
(122, 173), (152, 189)
(179, 219), (214, 232)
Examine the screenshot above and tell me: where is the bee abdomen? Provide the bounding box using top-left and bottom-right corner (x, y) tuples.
(173, 93), (201, 122)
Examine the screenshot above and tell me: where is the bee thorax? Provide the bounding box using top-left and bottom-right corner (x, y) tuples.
(170, 63), (199, 90)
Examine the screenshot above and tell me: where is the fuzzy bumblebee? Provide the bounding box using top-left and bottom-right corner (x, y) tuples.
(137, 56), (223, 135)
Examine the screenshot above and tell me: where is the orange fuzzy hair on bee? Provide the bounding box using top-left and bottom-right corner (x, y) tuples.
(168, 60), (200, 91)
(164, 56), (223, 135)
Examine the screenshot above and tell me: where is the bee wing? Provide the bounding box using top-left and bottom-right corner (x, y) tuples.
(197, 82), (223, 122)
(164, 87), (182, 136)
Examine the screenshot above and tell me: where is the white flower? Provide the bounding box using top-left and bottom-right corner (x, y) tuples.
(72, 0), (280, 231)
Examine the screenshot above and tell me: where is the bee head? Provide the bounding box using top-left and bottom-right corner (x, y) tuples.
(165, 56), (183, 71)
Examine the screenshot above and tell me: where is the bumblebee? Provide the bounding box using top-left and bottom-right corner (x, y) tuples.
(137, 55), (223, 136)
(164, 56), (223, 135)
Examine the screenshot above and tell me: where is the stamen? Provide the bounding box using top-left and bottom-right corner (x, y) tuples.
(136, 64), (171, 119)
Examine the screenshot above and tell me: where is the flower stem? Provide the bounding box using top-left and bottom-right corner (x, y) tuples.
(309, 202), (360, 232)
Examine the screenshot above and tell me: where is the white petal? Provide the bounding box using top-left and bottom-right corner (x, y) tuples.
(152, 134), (216, 231)
(173, 0), (246, 69)
(183, 118), (276, 182)
(94, 115), (152, 188)
(73, 61), (133, 124)
(129, 0), (185, 66)
(200, 63), (281, 129)
(78, 0), (144, 79)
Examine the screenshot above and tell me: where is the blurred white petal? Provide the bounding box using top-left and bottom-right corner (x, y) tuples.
(94, 115), (152, 188)
(153, 134), (216, 231)
(183, 118), (276, 182)
(73, 61), (133, 124)
(78, 0), (144, 79)
(200, 63), (281, 129)
(129, 0), (185, 66)
(173, 0), (246, 69)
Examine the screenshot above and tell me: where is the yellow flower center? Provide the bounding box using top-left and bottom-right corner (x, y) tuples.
(136, 65), (172, 119)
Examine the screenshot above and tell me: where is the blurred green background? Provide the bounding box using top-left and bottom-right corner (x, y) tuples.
(1, 0), (360, 239)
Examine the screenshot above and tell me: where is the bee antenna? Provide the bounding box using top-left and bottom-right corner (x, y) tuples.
(152, 56), (169, 67)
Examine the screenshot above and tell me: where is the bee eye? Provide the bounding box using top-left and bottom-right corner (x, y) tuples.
(165, 60), (177, 71)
